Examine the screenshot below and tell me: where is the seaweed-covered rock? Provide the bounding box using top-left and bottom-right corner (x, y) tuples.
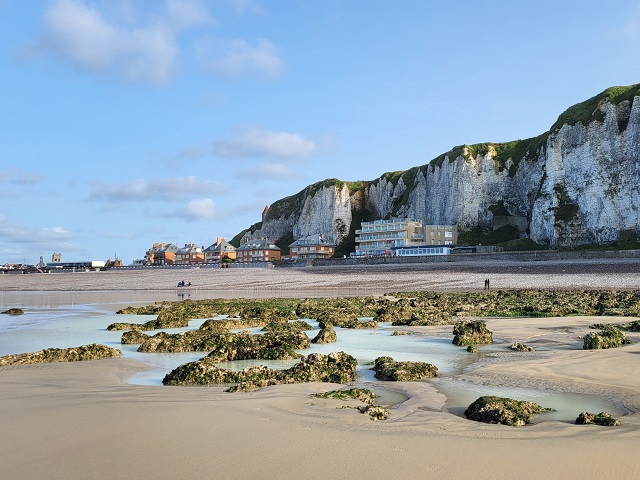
(625, 320), (640, 332)
(464, 396), (550, 426)
(0, 344), (121, 366)
(1, 308), (24, 315)
(372, 356), (438, 381)
(121, 330), (149, 345)
(163, 351), (357, 390)
(575, 411), (621, 426)
(510, 343), (535, 352)
(357, 405), (389, 420)
(452, 320), (493, 346)
(261, 320), (314, 332)
(467, 345), (478, 353)
(311, 326), (337, 344)
(312, 388), (376, 404)
(583, 324), (630, 349)
(139, 330), (309, 360)
(391, 330), (411, 336)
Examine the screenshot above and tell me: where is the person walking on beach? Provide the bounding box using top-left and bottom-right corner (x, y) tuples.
(484, 278), (490, 290)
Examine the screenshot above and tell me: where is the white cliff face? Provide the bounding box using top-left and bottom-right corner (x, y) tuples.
(253, 93), (639, 248)
(531, 97), (640, 247)
(293, 184), (353, 244)
(366, 177), (406, 217)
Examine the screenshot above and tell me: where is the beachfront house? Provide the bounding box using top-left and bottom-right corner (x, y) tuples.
(204, 237), (237, 263)
(236, 237), (281, 262)
(288, 233), (335, 261)
(148, 243), (179, 265)
(174, 243), (205, 265)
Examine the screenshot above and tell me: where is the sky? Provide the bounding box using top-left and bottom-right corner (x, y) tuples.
(1, 0), (640, 264)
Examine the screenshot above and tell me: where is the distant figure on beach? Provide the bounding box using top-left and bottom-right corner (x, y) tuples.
(484, 278), (490, 290)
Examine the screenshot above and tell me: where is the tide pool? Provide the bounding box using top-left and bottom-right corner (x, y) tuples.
(0, 302), (624, 421)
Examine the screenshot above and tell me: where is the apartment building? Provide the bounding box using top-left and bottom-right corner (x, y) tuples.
(354, 218), (457, 256)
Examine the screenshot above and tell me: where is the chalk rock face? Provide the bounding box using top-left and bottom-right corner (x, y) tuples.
(243, 86), (640, 250)
(0, 344), (121, 366)
(531, 98), (640, 247)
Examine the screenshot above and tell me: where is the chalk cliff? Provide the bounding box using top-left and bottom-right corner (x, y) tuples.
(235, 84), (640, 250)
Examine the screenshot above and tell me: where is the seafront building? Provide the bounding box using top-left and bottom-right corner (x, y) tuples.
(146, 243), (179, 265)
(354, 218), (457, 256)
(288, 233), (336, 261)
(204, 237), (237, 263)
(236, 237), (281, 262)
(174, 243), (205, 265)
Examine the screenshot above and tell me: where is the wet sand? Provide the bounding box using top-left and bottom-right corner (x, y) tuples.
(1, 261), (640, 479)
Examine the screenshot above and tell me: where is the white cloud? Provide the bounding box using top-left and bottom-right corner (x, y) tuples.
(0, 215), (74, 245)
(183, 198), (218, 220)
(202, 38), (283, 79)
(236, 163), (303, 180)
(214, 126), (315, 159)
(0, 169), (45, 186)
(90, 176), (225, 202)
(37, 0), (211, 86)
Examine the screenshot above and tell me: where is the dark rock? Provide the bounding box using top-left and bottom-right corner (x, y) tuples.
(464, 396), (550, 426)
(372, 356), (438, 381)
(261, 320), (314, 332)
(575, 411), (621, 426)
(312, 388), (376, 404)
(510, 342), (535, 352)
(121, 330), (149, 344)
(357, 405), (389, 420)
(311, 326), (337, 344)
(138, 330), (309, 360)
(1, 308), (23, 315)
(163, 351), (358, 390)
(467, 345), (478, 353)
(453, 320), (493, 346)
(0, 344), (121, 366)
(583, 324), (630, 349)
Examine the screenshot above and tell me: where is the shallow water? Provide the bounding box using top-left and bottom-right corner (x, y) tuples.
(0, 303), (624, 419)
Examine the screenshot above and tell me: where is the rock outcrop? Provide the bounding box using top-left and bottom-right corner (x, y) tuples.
(0, 344), (121, 366)
(235, 84), (640, 250)
(138, 330), (310, 360)
(1, 308), (23, 315)
(163, 351), (358, 390)
(372, 356), (438, 381)
(452, 320), (493, 346)
(575, 411), (621, 426)
(510, 342), (535, 352)
(121, 330), (149, 344)
(311, 326), (337, 344)
(583, 324), (630, 349)
(464, 396), (550, 426)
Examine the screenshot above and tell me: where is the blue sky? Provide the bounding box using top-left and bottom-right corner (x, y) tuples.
(1, 0), (640, 264)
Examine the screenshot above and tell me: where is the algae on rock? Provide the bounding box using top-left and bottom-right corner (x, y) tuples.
(372, 356), (438, 381)
(464, 396), (550, 426)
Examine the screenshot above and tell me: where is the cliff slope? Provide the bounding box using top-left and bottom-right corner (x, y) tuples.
(235, 84), (640, 251)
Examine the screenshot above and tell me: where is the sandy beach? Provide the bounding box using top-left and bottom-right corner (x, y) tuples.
(2, 260), (640, 479)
